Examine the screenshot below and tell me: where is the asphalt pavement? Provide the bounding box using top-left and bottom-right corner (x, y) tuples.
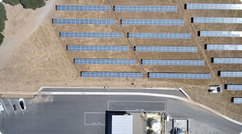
(0, 88), (241, 134)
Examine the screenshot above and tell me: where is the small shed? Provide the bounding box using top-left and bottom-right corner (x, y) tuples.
(112, 115), (133, 134)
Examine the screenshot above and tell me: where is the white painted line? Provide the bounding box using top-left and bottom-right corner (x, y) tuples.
(108, 101), (166, 111)
(8, 99), (16, 114)
(16, 99), (24, 115)
(0, 99), (9, 114)
(84, 112), (105, 126)
(40, 91), (242, 126)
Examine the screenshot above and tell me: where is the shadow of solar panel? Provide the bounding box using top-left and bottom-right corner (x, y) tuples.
(121, 19), (184, 25)
(233, 98), (242, 103)
(149, 73), (211, 79)
(227, 85), (242, 90)
(186, 4), (242, 10)
(53, 19), (115, 25)
(142, 60), (204, 66)
(220, 71), (242, 77)
(67, 45), (129, 51)
(56, 5), (110, 11)
(135, 46), (197, 52)
(193, 17), (242, 23)
(128, 33), (191, 39)
(213, 58), (242, 64)
(74, 59), (136, 65)
(200, 31), (242, 37)
(206, 44), (242, 50)
(114, 6), (177, 12)
(60, 32), (122, 38)
(81, 72), (143, 78)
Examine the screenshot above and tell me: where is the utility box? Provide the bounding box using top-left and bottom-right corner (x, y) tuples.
(208, 85), (222, 93)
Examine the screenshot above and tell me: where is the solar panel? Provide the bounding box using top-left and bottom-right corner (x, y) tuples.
(74, 59), (136, 65)
(135, 46), (197, 52)
(142, 59), (204, 66)
(53, 19), (115, 25)
(233, 98), (242, 104)
(199, 31), (242, 37)
(227, 85), (242, 90)
(114, 6), (177, 12)
(67, 45), (129, 51)
(213, 58), (242, 64)
(206, 44), (242, 50)
(121, 19), (184, 25)
(186, 4), (242, 10)
(81, 72), (143, 78)
(60, 32), (122, 38)
(193, 17), (242, 23)
(56, 5), (110, 11)
(220, 71), (242, 77)
(128, 33), (191, 39)
(149, 73), (211, 79)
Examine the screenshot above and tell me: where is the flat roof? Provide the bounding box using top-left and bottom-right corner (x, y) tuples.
(112, 115), (133, 134)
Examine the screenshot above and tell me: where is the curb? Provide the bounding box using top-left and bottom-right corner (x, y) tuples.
(179, 88), (191, 99)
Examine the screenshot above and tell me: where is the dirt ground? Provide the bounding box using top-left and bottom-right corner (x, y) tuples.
(0, 0), (242, 122)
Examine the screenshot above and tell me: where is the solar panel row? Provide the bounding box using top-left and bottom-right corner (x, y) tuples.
(206, 44), (242, 50)
(135, 46), (197, 52)
(213, 58), (242, 64)
(121, 19), (184, 25)
(81, 72), (143, 78)
(233, 98), (242, 104)
(128, 33), (191, 39)
(142, 59), (204, 66)
(199, 31), (242, 37)
(219, 71), (242, 77)
(67, 45), (129, 51)
(186, 4), (242, 10)
(227, 85), (242, 90)
(60, 32), (122, 38)
(56, 5), (110, 11)
(53, 19), (115, 25)
(149, 73), (211, 79)
(114, 6), (177, 12)
(74, 59), (136, 65)
(193, 17), (242, 23)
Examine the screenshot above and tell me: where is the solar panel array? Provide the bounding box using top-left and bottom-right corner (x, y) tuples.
(114, 6), (177, 12)
(213, 58), (242, 64)
(67, 45), (129, 51)
(135, 46), (197, 52)
(206, 44), (242, 50)
(121, 19), (184, 25)
(149, 73), (211, 79)
(220, 71), (242, 77)
(53, 19), (115, 25)
(227, 85), (242, 90)
(56, 5), (110, 11)
(200, 31), (242, 37)
(128, 33), (191, 39)
(81, 72), (143, 78)
(60, 32), (122, 38)
(233, 98), (242, 104)
(74, 59), (136, 65)
(186, 4), (242, 10)
(142, 59), (204, 66)
(193, 17), (242, 23)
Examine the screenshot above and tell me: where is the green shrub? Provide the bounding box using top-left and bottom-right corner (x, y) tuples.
(0, 33), (4, 45)
(0, 3), (7, 21)
(20, 0), (46, 10)
(0, 19), (5, 32)
(3, 0), (20, 6)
